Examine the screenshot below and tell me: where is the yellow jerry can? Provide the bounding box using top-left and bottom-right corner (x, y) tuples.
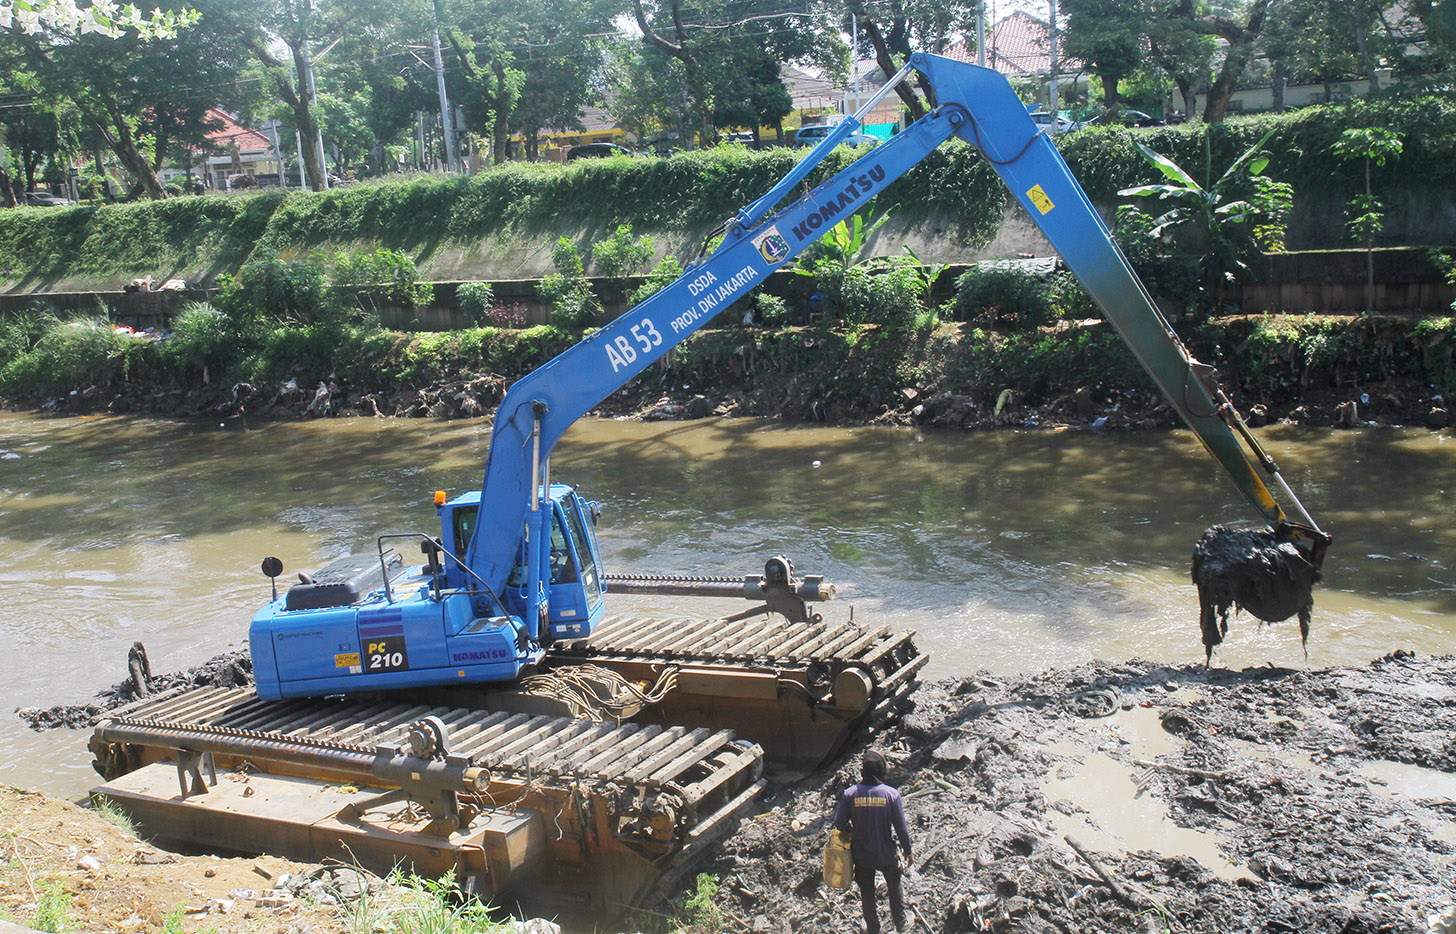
(823, 828), (853, 889)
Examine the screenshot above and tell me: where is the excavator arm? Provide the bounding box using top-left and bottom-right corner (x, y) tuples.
(464, 52), (1328, 614)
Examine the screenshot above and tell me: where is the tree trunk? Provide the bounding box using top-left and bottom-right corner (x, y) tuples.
(1199, 0), (1272, 123)
(847, 0), (926, 121)
(1271, 63), (1286, 112)
(86, 95), (167, 199)
(1100, 74), (1120, 111)
(1355, 16), (1379, 93)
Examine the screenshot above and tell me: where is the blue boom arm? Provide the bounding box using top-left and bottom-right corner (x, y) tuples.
(464, 52), (1325, 613)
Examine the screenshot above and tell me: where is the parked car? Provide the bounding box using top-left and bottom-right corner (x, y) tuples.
(1028, 110), (1076, 135)
(1072, 109), (1162, 131)
(567, 142), (636, 160)
(791, 124), (879, 148)
(24, 191), (71, 207)
(717, 130), (756, 146)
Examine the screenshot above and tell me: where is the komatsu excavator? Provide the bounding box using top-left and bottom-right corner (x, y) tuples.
(89, 53), (1328, 914)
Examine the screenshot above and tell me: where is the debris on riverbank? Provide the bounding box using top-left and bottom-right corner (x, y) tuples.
(696, 652), (1456, 934)
(15, 649), (1456, 933)
(16, 647), (251, 731)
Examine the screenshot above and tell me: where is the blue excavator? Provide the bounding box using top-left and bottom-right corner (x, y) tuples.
(92, 53), (1331, 911)
(250, 52), (1328, 701)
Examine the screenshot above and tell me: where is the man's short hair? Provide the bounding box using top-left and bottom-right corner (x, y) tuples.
(862, 750), (888, 784)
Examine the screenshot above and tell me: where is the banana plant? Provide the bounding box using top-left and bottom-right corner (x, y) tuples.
(1117, 127), (1291, 312)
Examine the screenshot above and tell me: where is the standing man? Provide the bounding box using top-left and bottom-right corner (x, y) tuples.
(832, 750), (914, 933)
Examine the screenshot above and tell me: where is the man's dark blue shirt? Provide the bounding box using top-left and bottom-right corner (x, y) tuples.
(832, 781), (912, 869)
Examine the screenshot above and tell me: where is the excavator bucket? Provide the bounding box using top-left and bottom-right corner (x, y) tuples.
(1191, 524), (1329, 662)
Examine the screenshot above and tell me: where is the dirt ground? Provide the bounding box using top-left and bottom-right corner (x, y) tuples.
(13, 652), (1456, 934)
(706, 652), (1456, 934)
(0, 784), (349, 934)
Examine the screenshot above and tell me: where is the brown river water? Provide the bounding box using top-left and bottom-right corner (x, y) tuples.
(1, 411), (1453, 798)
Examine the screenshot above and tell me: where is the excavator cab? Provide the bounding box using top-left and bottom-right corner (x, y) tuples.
(515, 486), (606, 639)
(439, 485), (606, 639)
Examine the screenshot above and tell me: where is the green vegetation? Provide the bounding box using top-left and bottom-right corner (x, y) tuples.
(1117, 129), (1292, 311)
(456, 282), (495, 322)
(2, 94), (1454, 292)
(674, 873), (725, 932)
(88, 794), (138, 838)
(539, 236), (598, 329)
(33, 880), (72, 934)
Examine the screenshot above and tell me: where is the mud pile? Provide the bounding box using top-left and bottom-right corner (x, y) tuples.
(699, 653), (1456, 934)
(1192, 526), (1322, 662)
(17, 645), (252, 730)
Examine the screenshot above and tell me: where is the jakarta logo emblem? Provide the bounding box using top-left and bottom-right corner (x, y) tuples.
(753, 227), (790, 265)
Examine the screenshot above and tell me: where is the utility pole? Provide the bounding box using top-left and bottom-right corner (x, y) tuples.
(430, 0), (459, 172)
(268, 120), (284, 189)
(976, 1), (986, 68)
(1048, 0), (1060, 116)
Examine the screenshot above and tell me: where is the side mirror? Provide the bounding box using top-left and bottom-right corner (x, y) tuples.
(261, 556), (283, 600)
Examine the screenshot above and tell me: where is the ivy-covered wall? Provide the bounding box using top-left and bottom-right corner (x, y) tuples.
(4, 94), (1456, 292)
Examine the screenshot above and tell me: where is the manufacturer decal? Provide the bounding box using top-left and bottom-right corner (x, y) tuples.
(1026, 184), (1055, 215)
(753, 226), (791, 265)
(789, 164), (887, 241)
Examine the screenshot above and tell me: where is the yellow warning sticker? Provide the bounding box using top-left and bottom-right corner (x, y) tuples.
(1027, 184), (1055, 215)
(334, 652), (361, 668)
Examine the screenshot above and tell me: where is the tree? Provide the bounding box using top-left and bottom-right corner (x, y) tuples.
(835, 0), (976, 121)
(2, 0), (196, 39)
(1118, 128), (1292, 311)
(1179, 0), (1275, 123)
(208, 0), (401, 191)
(1263, 0), (1386, 106)
(1062, 0), (1148, 112)
(1332, 127), (1402, 310)
(631, 0), (844, 146)
(1145, 11), (1215, 118)
(2, 0), (245, 200)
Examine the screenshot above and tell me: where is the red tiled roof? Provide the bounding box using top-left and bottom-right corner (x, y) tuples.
(945, 11), (1082, 77)
(204, 109), (272, 151)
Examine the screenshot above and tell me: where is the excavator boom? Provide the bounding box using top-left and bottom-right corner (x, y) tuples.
(465, 52), (1325, 605)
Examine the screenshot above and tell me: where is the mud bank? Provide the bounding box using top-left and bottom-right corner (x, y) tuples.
(17, 648), (1456, 933)
(711, 652), (1456, 934)
(6, 315), (1452, 433)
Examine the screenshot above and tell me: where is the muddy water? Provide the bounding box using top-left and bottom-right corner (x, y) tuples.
(2, 412), (1453, 797)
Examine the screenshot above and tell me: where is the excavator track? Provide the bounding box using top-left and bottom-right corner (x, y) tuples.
(91, 685), (763, 911)
(553, 614), (925, 768)
(88, 613), (924, 912)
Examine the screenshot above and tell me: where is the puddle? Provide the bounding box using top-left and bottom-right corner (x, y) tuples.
(1041, 751), (1254, 881)
(1359, 759), (1456, 801)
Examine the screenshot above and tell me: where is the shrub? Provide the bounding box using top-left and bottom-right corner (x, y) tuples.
(953, 265), (1056, 327)
(540, 236), (597, 329)
(332, 247), (433, 309)
(592, 224), (655, 281)
(159, 302), (235, 380)
(817, 256), (927, 327)
(753, 292), (793, 325)
(482, 302), (528, 328)
(213, 248), (330, 325)
(629, 254), (684, 307)
(456, 281), (495, 321)
(0, 315), (148, 397)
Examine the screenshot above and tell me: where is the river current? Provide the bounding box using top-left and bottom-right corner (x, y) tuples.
(1, 411), (1452, 796)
